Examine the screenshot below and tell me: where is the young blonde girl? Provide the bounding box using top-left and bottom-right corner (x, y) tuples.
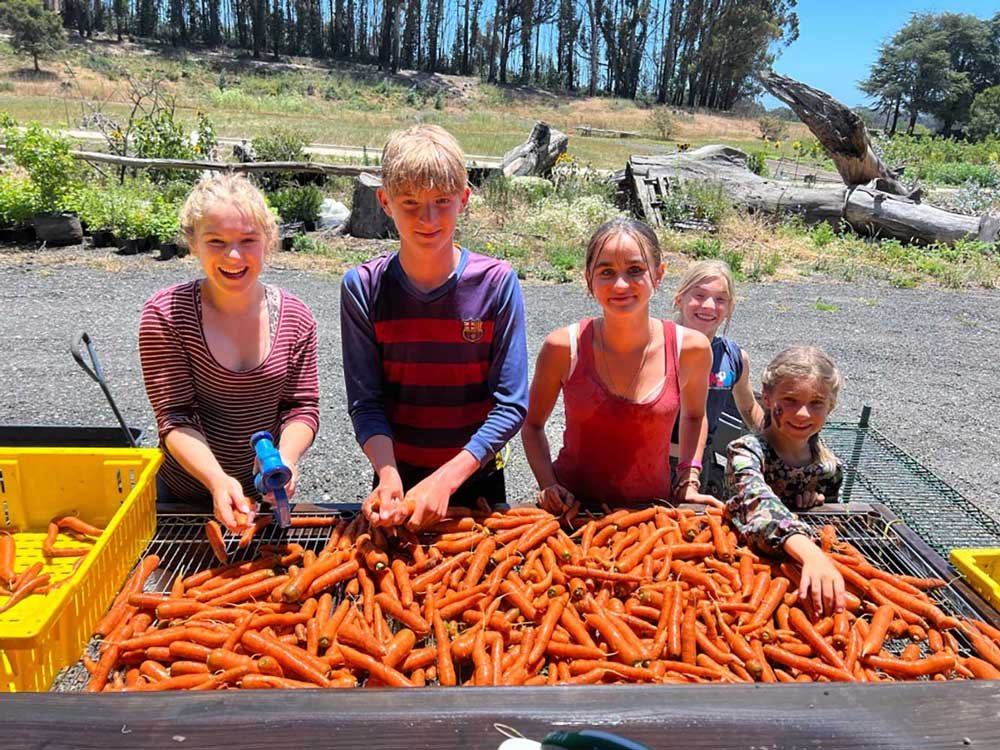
(725, 346), (845, 615)
(672, 260), (764, 450)
(522, 218), (716, 509)
(139, 174), (320, 532)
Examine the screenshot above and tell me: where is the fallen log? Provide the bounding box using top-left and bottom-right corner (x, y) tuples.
(623, 145), (999, 245)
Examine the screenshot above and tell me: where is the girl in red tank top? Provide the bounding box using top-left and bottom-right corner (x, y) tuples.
(522, 219), (718, 509)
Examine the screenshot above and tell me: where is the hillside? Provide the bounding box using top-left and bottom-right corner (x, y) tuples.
(0, 35), (812, 169)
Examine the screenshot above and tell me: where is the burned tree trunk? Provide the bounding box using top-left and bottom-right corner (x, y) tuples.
(623, 146), (998, 246)
(500, 122), (568, 178)
(758, 71), (914, 199)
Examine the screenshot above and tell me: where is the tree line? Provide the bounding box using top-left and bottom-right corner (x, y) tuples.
(862, 11), (1000, 139)
(46, 0), (796, 108)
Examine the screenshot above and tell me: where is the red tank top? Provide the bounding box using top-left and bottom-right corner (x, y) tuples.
(553, 318), (680, 506)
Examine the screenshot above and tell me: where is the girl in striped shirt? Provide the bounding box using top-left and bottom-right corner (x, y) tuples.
(139, 174), (320, 531)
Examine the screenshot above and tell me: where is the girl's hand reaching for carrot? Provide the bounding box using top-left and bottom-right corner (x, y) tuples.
(536, 484), (575, 514)
(795, 489), (825, 509)
(787, 534), (845, 616)
(210, 475), (255, 533)
(672, 482), (724, 509)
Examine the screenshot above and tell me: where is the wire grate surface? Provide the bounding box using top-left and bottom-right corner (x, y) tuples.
(800, 504), (998, 658)
(822, 423), (1000, 557)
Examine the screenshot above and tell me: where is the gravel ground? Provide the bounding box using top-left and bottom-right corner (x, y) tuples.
(1, 249), (998, 522)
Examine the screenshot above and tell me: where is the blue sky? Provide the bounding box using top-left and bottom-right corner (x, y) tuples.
(763, 0), (999, 109)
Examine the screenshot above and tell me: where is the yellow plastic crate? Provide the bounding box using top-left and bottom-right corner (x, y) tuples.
(950, 548), (1000, 613)
(0, 447), (161, 692)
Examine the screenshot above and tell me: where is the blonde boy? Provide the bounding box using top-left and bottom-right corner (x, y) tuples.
(341, 125), (528, 528)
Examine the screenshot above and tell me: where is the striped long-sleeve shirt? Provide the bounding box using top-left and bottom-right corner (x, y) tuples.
(139, 280), (320, 502)
(340, 248), (528, 480)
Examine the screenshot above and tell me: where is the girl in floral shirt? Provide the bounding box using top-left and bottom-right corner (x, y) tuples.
(725, 346), (845, 615)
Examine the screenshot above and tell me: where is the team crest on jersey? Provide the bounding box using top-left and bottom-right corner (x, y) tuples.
(709, 370), (735, 388)
(462, 319), (485, 343)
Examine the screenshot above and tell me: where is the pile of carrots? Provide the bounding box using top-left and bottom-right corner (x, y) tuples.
(0, 516), (105, 614)
(83, 506), (1000, 691)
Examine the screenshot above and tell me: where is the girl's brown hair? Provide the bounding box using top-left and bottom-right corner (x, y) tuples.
(179, 173), (278, 253)
(584, 218), (662, 293)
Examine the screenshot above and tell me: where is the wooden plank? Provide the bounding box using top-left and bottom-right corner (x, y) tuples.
(3, 682), (998, 748)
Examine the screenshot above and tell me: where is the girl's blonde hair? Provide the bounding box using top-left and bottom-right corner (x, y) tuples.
(762, 346), (843, 462)
(179, 173), (278, 253)
(584, 218), (662, 294)
(673, 260), (737, 333)
(381, 124), (467, 197)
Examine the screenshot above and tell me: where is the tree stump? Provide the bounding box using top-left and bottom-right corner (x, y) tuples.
(500, 122), (568, 178)
(345, 173), (397, 240)
(33, 213), (83, 247)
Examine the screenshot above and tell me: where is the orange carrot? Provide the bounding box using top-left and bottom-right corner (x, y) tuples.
(204, 521), (228, 564)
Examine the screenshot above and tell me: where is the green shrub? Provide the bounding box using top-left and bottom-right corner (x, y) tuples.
(148, 199), (181, 243)
(0, 174), (39, 226)
(133, 110), (216, 182)
(251, 126), (307, 162)
(661, 181), (729, 226)
(747, 150), (768, 176)
(810, 222), (835, 248)
(684, 237), (722, 259)
(509, 176), (553, 203)
(3, 123), (79, 212)
(648, 108), (675, 140)
(920, 162), (999, 188)
(268, 185), (324, 224)
(290, 234), (326, 253)
(252, 127), (309, 190)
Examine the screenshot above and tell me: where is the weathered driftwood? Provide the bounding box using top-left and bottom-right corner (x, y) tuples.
(346, 172), (397, 239)
(500, 122), (568, 178)
(758, 71), (913, 198)
(624, 145), (999, 245)
(627, 147), (845, 228)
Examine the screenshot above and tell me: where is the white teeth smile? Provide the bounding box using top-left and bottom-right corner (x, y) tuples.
(219, 267), (248, 279)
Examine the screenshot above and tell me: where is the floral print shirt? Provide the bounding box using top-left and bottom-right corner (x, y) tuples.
(724, 433), (844, 555)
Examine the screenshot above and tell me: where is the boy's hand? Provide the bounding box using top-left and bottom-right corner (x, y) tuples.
(537, 484), (574, 514)
(210, 475), (255, 533)
(363, 471), (406, 527)
(404, 473), (452, 530)
(797, 544), (846, 616)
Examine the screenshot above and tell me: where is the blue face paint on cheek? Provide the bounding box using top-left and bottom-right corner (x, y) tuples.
(772, 404), (783, 428)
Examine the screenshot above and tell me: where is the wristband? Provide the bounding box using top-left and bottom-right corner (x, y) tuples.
(676, 459), (703, 473)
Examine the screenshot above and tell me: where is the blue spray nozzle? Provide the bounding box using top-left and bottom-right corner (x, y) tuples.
(251, 430), (292, 528)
